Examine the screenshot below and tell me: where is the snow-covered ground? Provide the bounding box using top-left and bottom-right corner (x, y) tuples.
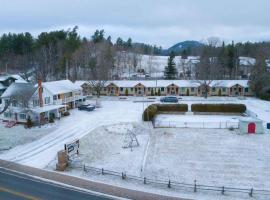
(1, 96), (270, 199)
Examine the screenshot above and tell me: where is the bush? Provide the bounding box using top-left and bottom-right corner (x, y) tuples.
(156, 104), (188, 112)
(49, 115), (55, 123)
(63, 111), (70, 116)
(191, 104), (246, 113)
(142, 104), (188, 121)
(26, 116), (33, 128)
(142, 104), (158, 121)
(260, 93), (270, 100)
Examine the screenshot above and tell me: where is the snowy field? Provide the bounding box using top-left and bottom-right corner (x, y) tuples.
(1, 96), (270, 199)
(0, 121), (57, 153)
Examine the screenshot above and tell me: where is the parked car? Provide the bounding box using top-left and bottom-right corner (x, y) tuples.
(78, 104), (96, 111)
(160, 96), (179, 103)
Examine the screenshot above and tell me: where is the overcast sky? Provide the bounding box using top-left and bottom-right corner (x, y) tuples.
(1, 0), (270, 48)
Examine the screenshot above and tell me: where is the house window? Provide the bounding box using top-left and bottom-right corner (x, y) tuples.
(239, 88), (242, 92)
(131, 88), (133, 92)
(191, 88), (194, 92)
(19, 114), (26, 119)
(222, 88), (226, 92)
(45, 97), (50, 104)
(245, 88), (249, 93)
(12, 100), (18, 107)
(120, 87), (123, 92)
(148, 88), (151, 92)
(161, 87), (164, 92)
(212, 87), (216, 92)
(181, 88), (185, 92)
(53, 95), (57, 100)
(4, 112), (11, 118)
(33, 99), (39, 107)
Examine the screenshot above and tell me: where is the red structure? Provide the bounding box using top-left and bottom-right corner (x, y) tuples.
(248, 123), (256, 134)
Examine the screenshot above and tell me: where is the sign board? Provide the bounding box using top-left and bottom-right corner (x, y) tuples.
(64, 139), (79, 156)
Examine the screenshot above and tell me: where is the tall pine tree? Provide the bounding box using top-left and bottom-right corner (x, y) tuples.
(164, 51), (177, 79)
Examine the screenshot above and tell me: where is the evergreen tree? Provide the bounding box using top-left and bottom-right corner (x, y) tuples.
(164, 51), (177, 79)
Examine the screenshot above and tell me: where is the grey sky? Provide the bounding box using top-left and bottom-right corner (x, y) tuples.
(1, 0), (270, 48)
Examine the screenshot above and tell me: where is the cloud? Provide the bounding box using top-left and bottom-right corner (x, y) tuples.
(0, 0), (270, 48)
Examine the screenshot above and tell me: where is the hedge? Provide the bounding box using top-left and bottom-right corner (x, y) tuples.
(142, 104), (188, 121)
(191, 104), (246, 113)
(156, 104), (188, 112)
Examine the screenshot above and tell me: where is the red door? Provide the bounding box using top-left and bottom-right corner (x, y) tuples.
(248, 123), (256, 134)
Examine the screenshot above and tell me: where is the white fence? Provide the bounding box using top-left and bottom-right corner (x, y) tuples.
(154, 121), (239, 129)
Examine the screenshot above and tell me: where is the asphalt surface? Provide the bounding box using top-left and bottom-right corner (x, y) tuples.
(0, 168), (114, 200)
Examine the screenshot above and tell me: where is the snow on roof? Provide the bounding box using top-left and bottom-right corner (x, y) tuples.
(12, 75), (27, 83)
(41, 80), (82, 95)
(0, 83), (5, 90)
(74, 81), (87, 87)
(239, 57), (256, 66)
(1, 82), (35, 98)
(103, 80), (249, 88)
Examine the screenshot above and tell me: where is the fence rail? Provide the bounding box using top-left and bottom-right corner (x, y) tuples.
(154, 121), (239, 129)
(70, 163), (270, 198)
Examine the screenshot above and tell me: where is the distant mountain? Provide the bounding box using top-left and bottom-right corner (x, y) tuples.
(163, 40), (204, 55)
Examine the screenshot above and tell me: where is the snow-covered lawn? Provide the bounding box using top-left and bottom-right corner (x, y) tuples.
(144, 128), (270, 190)
(0, 121), (57, 153)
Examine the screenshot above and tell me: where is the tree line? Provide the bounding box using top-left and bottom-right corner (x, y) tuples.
(0, 27), (162, 82)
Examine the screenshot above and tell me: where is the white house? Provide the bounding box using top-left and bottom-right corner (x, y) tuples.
(0, 80), (85, 125)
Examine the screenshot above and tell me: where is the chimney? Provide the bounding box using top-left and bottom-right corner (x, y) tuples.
(38, 79), (43, 107)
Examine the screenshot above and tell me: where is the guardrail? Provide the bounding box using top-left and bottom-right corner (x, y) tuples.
(70, 163), (270, 199)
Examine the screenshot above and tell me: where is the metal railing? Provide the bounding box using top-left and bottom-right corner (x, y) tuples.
(153, 121), (239, 129)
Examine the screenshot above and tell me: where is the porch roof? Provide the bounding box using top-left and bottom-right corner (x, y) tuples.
(31, 105), (67, 114)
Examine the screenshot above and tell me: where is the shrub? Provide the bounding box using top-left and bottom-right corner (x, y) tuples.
(49, 115), (55, 123)
(191, 104), (246, 113)
(142, 104), (158, 121)
(156, 104), (188, 112)
(63, 111), (70, 116)
(142, 104), (188, 121)
(26, 116), (33, 128)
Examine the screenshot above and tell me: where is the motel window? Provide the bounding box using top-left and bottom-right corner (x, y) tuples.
(19, 114), (26, 120)
(161, 87), (164, 91)
(53, 95), (57, 100)
(45, 97), (50, 104)
(245, 88), (249, 93)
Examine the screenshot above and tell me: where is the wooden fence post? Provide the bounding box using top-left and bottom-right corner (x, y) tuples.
(249, 188), (253, 197)
(144, 177), (146, 184)
(102, 168), (104, 175)
(221, 186), (225, 195)
(168, 180), (171, 188)
(194, 180), (197, 192)
(83, 164), (85, 172)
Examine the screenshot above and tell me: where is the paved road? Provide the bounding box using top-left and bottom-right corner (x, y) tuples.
(0, 168), (115, 200)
